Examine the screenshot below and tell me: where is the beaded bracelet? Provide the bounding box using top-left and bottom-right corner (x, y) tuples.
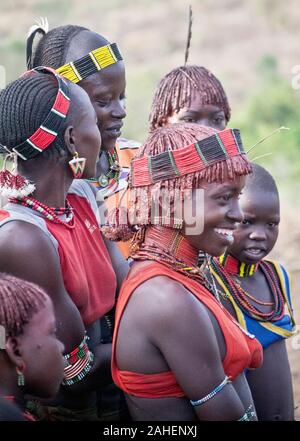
(238, 404), (256, 421)
(64, 335), (89, 366)
(190, 376), (231, 407)
(62, 351), (94, 386)
(62, 335), (94, 386)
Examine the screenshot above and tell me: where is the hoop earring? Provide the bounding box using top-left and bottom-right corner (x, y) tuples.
(68, 152), (86, 179)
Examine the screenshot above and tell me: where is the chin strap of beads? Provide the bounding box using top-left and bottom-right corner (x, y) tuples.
(62, 335), (94, 387)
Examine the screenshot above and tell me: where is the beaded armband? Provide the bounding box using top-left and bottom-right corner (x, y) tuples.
(62, 335), (94, 386)
(237, 404), (256, 421)
(190, 376), (231, 407)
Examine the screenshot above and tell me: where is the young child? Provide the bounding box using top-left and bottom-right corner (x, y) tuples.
(210, 163), (295, 420)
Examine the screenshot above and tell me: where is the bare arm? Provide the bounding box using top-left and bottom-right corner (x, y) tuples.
(0, 221), (112, 391)
(136, 277), (250, 421)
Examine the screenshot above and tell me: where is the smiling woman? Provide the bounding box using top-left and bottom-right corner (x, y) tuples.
(101, 122), (263, 421)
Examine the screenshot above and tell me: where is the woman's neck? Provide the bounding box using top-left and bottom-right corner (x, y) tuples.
(19, 161), (73, 207)
(0, 364), (23, 405)
(141, 225), (199, 267)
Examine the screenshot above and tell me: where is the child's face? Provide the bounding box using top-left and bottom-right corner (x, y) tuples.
(227, 188), (280, 264)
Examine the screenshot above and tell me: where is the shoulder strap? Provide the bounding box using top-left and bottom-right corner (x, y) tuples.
(264, 259), (295, 326)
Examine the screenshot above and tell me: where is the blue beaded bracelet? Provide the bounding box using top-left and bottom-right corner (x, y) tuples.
(238, 404), (256, 421)
(190, 376), (231, 407)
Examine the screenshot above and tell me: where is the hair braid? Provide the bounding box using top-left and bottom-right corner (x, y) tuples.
(0, 273), (48, 338)
(0, 74), (70, 161)
(29, 25), (88, 69)
(149, 65), (231, 131)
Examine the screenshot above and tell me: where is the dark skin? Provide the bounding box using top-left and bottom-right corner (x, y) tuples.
(65, 29), (129, 291)
(0, 84), (118, 410)
(0, 297), (65, 408)
(66, 30), (126, 160)
(166, 93), (227, 130)
(115, 177), (259, 421)
(220, 185), (294, 420)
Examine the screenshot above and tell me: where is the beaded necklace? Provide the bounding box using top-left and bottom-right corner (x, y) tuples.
(131, 226), (207, 284)
(90, 148), (121, 190)
(132, 226), (255, 339)
(211, 256), (285, 322)
(218, 252), (258, 277)
(10, 196), (75, 229)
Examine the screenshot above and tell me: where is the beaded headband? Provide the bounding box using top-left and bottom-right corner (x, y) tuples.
(12, 66), (70, 161)
(130, 128), (245, 187)
(56, 43), (123, 84)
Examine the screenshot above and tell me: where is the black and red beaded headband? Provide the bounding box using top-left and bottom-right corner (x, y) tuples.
(12, 66), (70, 161)
(130, 128), (245, 187)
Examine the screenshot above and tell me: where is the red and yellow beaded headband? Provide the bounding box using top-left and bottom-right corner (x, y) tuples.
(130, 128), (246, 188)
(12, 66), (70, 161)
(56, 43), (123, 84)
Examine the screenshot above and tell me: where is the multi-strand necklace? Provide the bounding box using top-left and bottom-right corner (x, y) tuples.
(10, 196), (75, 229)
(131, 226), (209, 286)
(211, 253), (285, 322)
(90, 148), (121, 192)
(131, 226), (256, 339)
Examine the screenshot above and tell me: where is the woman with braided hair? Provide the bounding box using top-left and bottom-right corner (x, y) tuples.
(0, 273), (65, 420)
(149, 65), (231, 132)
(103, 123), (263, 420)
(27, 23), (140, 205)
(0, 67), (122, 420)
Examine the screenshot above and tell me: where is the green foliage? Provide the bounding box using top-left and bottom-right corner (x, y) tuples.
(231, 55), (300, 202)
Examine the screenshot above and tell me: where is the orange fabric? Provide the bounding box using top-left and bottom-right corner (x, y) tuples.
(46, 193), (117, 326)
(106, 138), (140, 259)
(112, 263), (263, 398)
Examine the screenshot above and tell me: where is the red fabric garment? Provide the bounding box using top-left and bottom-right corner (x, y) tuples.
(46, 193), (116, 325)
(112, 263), (263, 399)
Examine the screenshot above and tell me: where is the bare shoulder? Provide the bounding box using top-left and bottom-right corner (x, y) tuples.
(0, 220), (63, 298)
(0, 220), (57, 260)
(129, 275), (212, 335)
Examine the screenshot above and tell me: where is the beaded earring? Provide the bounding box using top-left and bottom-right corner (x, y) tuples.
(0, 151), (35, 198)
(68, 152), (86, 179)
(16, 364), (25, 387)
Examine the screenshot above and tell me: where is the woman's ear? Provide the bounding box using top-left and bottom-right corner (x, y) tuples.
(5, 337), (23, 368)
(64, 126), (76, 157)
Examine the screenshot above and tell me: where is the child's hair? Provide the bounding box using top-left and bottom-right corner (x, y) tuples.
(0, 273), (48, 338)
(149, 65), (231, 131)
(246, 163), (279, 197)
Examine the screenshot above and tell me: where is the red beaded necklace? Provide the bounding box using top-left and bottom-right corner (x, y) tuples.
(10, 196), (75, 229)
(131, 226), (256, 339)
(131, 226), (206, 280)
(211, 257), (285, 322)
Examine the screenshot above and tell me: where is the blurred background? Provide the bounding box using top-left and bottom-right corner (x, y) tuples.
(0, 0), (299, 419)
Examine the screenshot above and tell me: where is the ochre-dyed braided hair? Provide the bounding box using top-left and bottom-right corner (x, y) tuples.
(149, 65), (231, 131)
(0, 273), (48, 338)
(102, 123), (251, 242)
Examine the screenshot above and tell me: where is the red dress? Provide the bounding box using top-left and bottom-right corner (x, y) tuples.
(112, 263), (263, 398)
